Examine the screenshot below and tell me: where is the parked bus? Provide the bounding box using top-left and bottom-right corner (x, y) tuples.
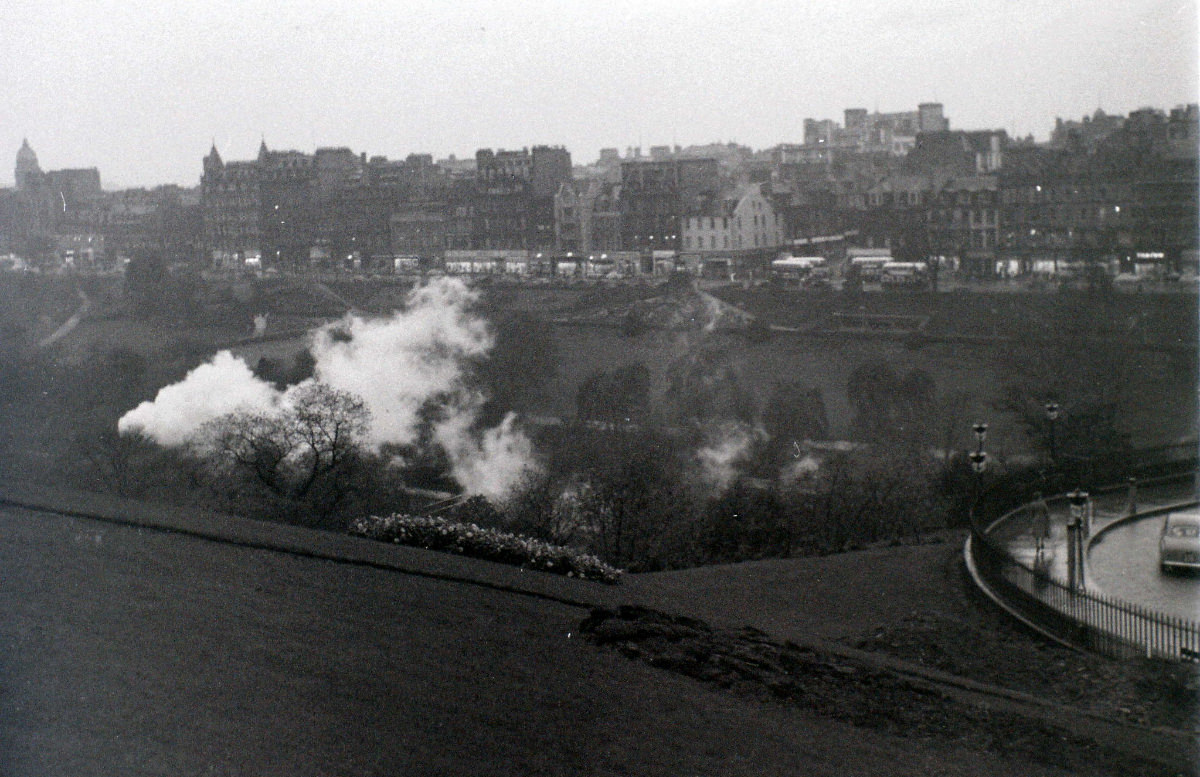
(849, 255), (892, 281)
(771, 256), (828, 287)
(880, 261), (928, 289)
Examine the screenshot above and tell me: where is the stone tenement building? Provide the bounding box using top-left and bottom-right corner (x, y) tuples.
(470, 146), (572, 251)
(618, 157), (720, 253)
(202, 143), (266, 266)
(6, 98), (1195, 277)
(680, 183), (786, 278)
(190, 101), (1193, 276)
(1, 139), (202, 268)
(200, 142), (570, 268)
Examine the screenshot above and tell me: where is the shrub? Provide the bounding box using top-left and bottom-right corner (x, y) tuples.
(348, 513), (623, 584)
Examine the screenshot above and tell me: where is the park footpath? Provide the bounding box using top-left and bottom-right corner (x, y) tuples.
(1, 479), (1196, 772)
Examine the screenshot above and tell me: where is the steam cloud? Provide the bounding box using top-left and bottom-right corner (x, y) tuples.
(118, 277), (537, 500)
(781, 453), (822, 482)
(435, 410), (536, 502)
(118, 351), (281, 447)
(695, 421), (764, 492)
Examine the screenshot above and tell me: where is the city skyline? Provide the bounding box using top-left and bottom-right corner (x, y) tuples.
(4, 0), (1197, 188)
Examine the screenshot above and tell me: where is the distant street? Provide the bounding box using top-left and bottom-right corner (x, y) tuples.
(1088, 510), (1200, 620)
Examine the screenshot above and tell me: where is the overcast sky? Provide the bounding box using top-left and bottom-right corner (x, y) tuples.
(3, 0), (1197, 188)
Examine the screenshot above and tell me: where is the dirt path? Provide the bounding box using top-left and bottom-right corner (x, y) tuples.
(36, 288), (90, 348)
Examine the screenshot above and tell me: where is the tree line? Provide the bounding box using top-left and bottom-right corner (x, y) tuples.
(0, 273), (1172, 571)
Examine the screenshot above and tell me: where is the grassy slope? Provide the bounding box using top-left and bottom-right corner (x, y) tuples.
(630, 532), (1198, 732)
(1, 506), (1086, 777)
(626, 538), (968, 642)
(711, 284), (1199, 342)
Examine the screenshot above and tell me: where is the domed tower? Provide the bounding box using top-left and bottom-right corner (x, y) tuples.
(15, 138), (43, 191)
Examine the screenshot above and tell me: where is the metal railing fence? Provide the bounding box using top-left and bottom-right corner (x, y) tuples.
(969, 471), (1200, 661)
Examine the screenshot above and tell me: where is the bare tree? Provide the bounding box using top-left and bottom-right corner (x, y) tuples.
(72, 426), (156, 497)
(199, 383), (371, 523)
(784, 450), (943, 553)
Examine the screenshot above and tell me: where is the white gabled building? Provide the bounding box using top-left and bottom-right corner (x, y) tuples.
(681, 183), (785, 277)
(682, 183), (784, 253)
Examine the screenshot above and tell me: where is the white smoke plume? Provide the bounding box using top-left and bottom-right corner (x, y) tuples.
(434, 410), (538, 502)
(695, 421), (764, 492)
(118, 350), (280, 446)
(118, 277), (538, 499)
(780, 454), (822, 483)
(310, 278), (493, 448)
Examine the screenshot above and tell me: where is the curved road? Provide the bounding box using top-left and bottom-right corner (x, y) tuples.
(989, 478), (1198, 620)
(1088, 513), (1200, 620)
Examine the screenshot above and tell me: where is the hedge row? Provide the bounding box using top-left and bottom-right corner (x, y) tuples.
(348, 513), (623, 584)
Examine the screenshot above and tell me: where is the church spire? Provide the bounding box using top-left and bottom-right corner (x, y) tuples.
(203, 140), (223, 174)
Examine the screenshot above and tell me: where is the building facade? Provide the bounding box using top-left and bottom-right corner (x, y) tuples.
(201, 144), (262, 266)
(4, 140), (204, 269)
(681, 183), (784, 276)
(926, 176), (1001, 275)
(619, 157), (720, 252)
(472, 146), (572, 251)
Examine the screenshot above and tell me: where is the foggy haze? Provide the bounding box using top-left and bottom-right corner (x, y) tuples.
(3, 0), (1197, 187)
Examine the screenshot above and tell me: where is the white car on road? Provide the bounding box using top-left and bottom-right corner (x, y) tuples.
(1159, 510), (1200, 572)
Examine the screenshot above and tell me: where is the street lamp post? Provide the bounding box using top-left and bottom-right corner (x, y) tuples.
(969, 450), (988, 507)
(1070, 487), (1091, 537)
(968, 422), (989, 525)
(1044, 401), (1059, 468)
(1066, 488), (1089, 592)
(973, 422), (988, 449)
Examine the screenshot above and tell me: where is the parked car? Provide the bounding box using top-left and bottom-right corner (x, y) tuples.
(1159, 510), (1200, 572)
